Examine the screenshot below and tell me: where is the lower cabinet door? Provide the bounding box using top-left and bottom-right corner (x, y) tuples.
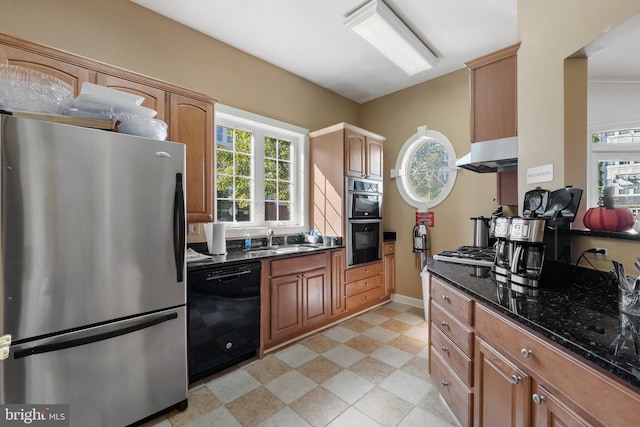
(474, 337), (531, 427)
(531, 382), (595, 427)
(431, 346), (473, 427)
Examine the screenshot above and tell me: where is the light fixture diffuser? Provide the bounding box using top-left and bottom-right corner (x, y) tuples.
(344, 0), (438, 75)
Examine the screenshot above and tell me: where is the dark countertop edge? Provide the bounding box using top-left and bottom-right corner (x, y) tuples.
(426, 265), (640, 391)
(187, 244), (345, 270)
(568, 227), (640, 241)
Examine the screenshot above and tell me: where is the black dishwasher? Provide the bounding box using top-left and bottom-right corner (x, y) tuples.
(187, 261), (261, 382)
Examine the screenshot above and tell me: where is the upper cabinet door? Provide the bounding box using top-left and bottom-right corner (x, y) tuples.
(345, 129), (366, 178)
(467, 43), (520, 143)
(96, 73), (166, 121)
(169, 94), (214, 223)
(366, 136), (384, 181)
(0, 44), (92, 96)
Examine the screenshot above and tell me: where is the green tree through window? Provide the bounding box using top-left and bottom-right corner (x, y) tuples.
(216, 126), (253, 222)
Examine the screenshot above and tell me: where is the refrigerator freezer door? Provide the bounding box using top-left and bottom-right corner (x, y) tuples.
(1, 116), (186, 341)
(1, 307), (188, 427)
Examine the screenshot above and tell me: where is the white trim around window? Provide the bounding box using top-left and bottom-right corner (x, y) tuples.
(215, 104), (309, 239)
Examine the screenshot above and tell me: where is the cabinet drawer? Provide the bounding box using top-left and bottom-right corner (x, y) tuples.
(270, 252), (327, 278)
(383, 242), (395, 255)
(475, 303), (640, 427)
(431, 276), (474, 325)
(431, 324), (473, 387)
(345, 274), (383, 296)
(431, 302), (474, 357)
(345, 262), (383, 283)
(345, 286), (384, 311)
(431, 348), (473, 427)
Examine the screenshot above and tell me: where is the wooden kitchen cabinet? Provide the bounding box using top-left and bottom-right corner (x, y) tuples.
(0, 42), (93, 95)
(466, 43), (520, 207)
(96, 73), (167, 121)
(475, 302), (640, 427)
(383, 242), (395, 298)
(475, 337), (531, 427)
(429, 275), (475, 427)
(466, 43), (520, 144)
(0, 33), (218, 223)
(345, 127), (384, 181)
(344, 261), (385, 312)
(310, 123), (386, 237)
(265, 252), (330, 347)
(330, 248), (346, 317)
(169, 94), (214, 223)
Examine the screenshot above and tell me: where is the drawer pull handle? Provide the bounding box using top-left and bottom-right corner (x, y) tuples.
(511, 375), (522, 384)
(532, 394), (546, 405)
(441, 346), (449, 353)
(441, 295), (449, 301)
(441, 381), (449, 387)
(520, 348), (533, 358)
(441, 321), (449, 328)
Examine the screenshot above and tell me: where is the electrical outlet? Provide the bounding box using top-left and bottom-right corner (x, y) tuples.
(188, 224), (201, 235)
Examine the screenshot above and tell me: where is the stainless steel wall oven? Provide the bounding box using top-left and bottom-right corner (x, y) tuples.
(346, 177), (383, 267)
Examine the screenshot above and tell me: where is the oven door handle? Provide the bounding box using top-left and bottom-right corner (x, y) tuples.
(348, 219), (383, 224)
(349, 191), (382, 197)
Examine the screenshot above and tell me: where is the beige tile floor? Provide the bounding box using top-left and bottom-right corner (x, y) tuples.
(141, 302), (457, 427)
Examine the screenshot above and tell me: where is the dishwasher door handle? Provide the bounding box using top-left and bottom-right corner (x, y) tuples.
(206, 269), (252, 281)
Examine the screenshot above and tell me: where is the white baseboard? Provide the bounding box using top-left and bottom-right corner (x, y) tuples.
(390, 293), (425, 309)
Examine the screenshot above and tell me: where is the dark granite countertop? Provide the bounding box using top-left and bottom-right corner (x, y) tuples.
(427, 259), (640, 391)
(186, 242), (345, 271)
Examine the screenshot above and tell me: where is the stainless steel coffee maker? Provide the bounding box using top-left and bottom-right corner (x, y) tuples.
(492, 217), (512, 284)
(509, 217), (546, 290)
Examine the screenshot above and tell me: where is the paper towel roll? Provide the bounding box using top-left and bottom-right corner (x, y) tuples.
(204, 223), (226, 255)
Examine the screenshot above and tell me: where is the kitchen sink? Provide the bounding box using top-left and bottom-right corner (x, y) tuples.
(248, 243), (323, 255)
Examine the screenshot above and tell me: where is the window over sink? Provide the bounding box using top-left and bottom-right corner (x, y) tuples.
(215, 104), (309, 237)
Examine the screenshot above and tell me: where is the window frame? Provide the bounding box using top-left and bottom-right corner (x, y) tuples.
(391, 125), (458, 209)
(215, 104), (309, 238)
(588, 123), (640, 210)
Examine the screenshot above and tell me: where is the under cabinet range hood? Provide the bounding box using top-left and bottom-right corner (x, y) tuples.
(455, 136), (518, 173)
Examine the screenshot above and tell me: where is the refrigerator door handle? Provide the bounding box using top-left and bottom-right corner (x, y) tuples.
(13, 312), (179, 360)
(174, 173), (186, 282)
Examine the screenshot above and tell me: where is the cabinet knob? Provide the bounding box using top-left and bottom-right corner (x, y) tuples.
(365, 296), (369, 300)
(532, 394), (546, 405)
(441, 381), (449, 387)
(441, 295), (449, 301)
(511, 375), (522, 384)
(441, 321), (449, 328)
(520, 348), (533, 358)
(208, 214), (213, 219)
(365, 269), (369, 273)
(441, 346), (449, 353)
(365, 282), (369, 287)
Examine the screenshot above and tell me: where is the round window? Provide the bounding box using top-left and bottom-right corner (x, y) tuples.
(392, 126), (457, 209)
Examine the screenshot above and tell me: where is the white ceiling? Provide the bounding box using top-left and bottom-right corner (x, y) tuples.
(130, 0), (518, 103)
(130, 0), (639, 103)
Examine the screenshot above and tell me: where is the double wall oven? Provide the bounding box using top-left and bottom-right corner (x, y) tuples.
(346, 177), (383, 267)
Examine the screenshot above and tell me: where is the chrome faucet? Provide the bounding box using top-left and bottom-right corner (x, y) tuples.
(266, 229), (274, 247)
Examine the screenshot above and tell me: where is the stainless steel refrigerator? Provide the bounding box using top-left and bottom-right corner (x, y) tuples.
(0, 114), (188, 426)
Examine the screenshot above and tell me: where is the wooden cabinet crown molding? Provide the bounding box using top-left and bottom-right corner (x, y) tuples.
(0, 32), (218, 104)
(465, 42), (522, 70)
(308, 122), (386, 142)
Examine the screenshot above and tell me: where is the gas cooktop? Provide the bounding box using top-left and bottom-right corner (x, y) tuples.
(433, 246), (496, 267)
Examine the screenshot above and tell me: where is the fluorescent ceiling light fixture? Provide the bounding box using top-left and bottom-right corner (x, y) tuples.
(344, 0), (438, 75)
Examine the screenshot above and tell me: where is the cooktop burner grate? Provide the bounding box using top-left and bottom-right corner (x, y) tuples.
(433, 246), (496, 267)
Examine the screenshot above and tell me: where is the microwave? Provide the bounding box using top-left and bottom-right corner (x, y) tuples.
(346, 177), (382, 219)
